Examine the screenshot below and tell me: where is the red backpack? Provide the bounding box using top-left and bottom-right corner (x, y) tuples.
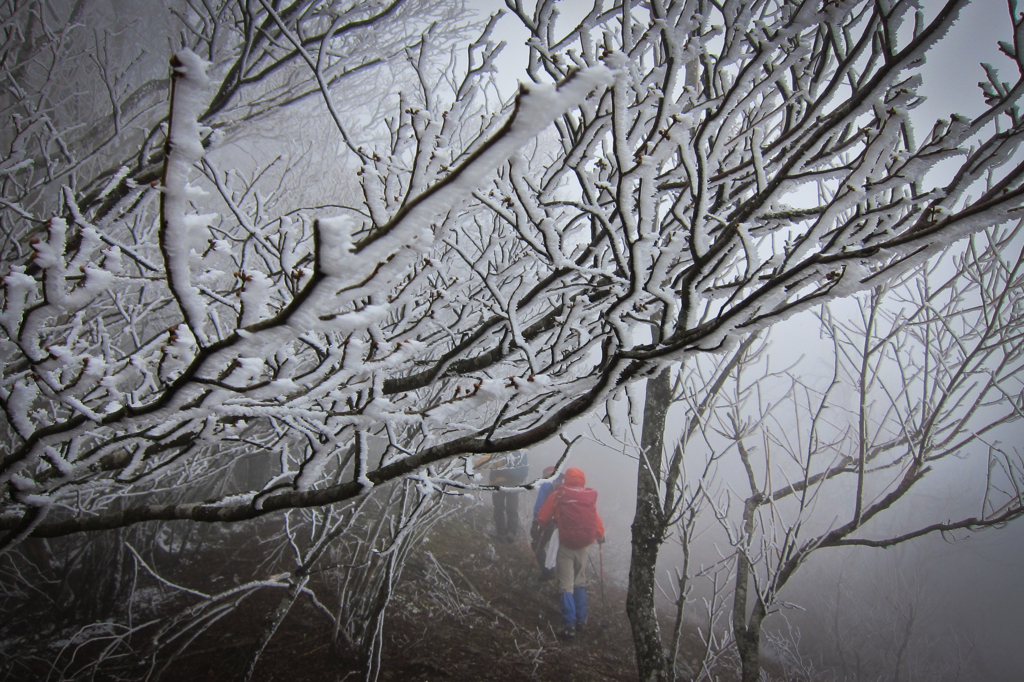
(555, 486), (601, 549)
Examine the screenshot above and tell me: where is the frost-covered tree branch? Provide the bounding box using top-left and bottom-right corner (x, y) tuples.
(2, 0), (1024, 559)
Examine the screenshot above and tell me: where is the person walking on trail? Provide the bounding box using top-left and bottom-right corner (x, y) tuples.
(477, 450), (528, 544)
(531, 467), (562, 581)
(536, 467), (604, 639)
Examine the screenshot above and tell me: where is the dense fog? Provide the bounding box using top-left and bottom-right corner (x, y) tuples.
(522, 303), (1024, 680)
(2, 0), (1023, 680)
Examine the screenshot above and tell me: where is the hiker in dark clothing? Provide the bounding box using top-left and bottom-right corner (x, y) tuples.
(478, 450), (529, 543)
(536, 467), (604, 638)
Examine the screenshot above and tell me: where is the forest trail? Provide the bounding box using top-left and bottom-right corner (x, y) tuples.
(378, 502), (639, 681)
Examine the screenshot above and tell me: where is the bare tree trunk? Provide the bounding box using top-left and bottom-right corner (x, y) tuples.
(737, 600), (768, 682)
(732, 495), (763, 682)
(627, 368), (672, 682)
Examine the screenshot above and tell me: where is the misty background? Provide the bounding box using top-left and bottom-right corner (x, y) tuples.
(487, 1), (1024, 677)
(0, 0), (1022, 679)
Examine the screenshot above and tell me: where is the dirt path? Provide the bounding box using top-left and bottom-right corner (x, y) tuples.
(379, 506), (639, 681)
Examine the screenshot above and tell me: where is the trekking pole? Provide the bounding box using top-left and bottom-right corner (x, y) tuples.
(588, 552), (606, 609)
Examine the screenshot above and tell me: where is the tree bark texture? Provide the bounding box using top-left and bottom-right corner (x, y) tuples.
(627, 368), (673, 682)
(733, 495), (765, 682)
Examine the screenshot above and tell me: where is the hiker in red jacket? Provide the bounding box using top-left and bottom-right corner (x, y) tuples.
(536, 467), (604, 638)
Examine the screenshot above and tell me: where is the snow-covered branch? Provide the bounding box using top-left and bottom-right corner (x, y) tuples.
(1, 0), (1023, 555)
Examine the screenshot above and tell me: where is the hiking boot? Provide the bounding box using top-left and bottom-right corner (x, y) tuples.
(575, 620), (587, 634)
(557, 627), (576, 641)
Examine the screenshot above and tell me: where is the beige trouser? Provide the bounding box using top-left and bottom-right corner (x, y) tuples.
(556, 543), (590, 594)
